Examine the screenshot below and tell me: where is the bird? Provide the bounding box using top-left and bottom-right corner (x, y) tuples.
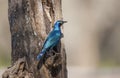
(37, 20), (67, 60)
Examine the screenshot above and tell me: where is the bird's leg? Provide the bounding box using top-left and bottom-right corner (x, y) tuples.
(44, 49), (54, 58)
(50, 48), (61, 56)
(49, 48), (56, 56)
(46, 44), (61, 59)
(46, 47), (57, 57)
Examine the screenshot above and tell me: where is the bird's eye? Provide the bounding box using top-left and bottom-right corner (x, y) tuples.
(59, 22), (63, 25)
(60, 21), (63, 24)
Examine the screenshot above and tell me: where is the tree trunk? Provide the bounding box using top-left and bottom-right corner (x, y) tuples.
(2, 0), (67, 78)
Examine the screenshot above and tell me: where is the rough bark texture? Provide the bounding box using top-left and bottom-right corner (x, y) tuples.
(2, 0), (67, 78)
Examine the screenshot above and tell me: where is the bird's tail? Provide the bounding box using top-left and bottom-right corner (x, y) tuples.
(37, 49), (46, 60)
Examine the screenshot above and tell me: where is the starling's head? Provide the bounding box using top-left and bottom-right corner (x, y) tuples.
(54, 20), (67, 27)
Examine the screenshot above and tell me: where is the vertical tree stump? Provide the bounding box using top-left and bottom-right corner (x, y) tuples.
(2, 0), (67, 78)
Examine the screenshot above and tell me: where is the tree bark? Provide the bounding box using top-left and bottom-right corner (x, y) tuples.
(2, 0), (67, 78)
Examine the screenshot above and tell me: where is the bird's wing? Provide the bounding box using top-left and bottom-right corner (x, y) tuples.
(43, 31), (61, 49)
(42, 30), (55, 47)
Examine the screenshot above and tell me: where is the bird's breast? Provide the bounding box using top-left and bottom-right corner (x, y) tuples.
(56, 32), (61, 36)
(55, 31), (61, 37)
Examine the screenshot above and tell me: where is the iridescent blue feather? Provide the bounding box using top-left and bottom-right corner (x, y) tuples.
(37, 20), (67, 60)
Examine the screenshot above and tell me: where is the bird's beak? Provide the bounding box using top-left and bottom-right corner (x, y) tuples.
(62, 21), (67, 23)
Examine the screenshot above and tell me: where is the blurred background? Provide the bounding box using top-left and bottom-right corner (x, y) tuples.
(1, 0), (120, 78)
(0, 0), (11, 67)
